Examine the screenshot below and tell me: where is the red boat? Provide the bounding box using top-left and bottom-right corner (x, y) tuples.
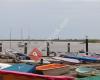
(0, 70), (74, 80)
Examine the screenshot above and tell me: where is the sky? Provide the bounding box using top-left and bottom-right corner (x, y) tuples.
(0, 0), (100, 39)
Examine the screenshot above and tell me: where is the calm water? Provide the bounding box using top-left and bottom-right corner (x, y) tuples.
(1, 41), (100, 56)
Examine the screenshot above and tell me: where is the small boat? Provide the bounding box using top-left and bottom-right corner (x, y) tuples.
(21, 59), (50, 64)
(76, 66), (96, 76)
(52, 57), (80, 63)
(3, 63), (36, 73)
(78, 53), (100, 59)
(63, 54), (100, 62)
(36, 63), (70, 76)
(0, 70), (74, 80)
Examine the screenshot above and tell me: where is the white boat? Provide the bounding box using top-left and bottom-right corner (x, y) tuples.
(0, 63), (12, 69)
(21, 60), (50, 64)
(52, 57), (80, 63)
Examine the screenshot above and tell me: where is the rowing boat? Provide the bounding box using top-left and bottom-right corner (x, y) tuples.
(36, 63), (70, 76)
(3, 63), (36, 73)
(0, 70), (74, 80)
(76, 66), (96, 76)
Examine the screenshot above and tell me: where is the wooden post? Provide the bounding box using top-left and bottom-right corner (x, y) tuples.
(0, 43), (2, 52)
(68, 43), (70, 53)
(47, 42), (50, 57)
(40, 59), (43, 64)
(24, 43), (27, 54)
(86, 36), (88, 55)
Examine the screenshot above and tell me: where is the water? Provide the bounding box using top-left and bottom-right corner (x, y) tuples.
(1, 41), (100, 56)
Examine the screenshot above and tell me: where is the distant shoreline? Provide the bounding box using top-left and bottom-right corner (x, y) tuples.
(0, 39), (100, 43)
(82, 39), (100, 43)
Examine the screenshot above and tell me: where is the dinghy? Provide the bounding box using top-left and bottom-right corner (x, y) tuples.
(52, 57), (80, 63)
(76, 66), (96, 76)
(0, 70), (74, 80)
(21, 59), (50, 64)
(63, 55), (99, 62)
(3, 64), (36, 73)
(36, 63), (70, 76)
(78, 53), (100, 59)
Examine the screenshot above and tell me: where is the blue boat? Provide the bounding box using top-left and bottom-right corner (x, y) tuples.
(63, 55), (99, 62)
(3, 63), (36, 73)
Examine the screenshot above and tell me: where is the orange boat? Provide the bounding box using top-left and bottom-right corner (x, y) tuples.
(0, 70), (74, 80)
(36, 64), (70, 76)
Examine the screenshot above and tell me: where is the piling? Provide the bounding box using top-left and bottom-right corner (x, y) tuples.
(47, 42), (50, 57)
(24, 43), (27, 54)
(0, 43), (2, 52)
(68, 43), (70, 53)
(40, 59), (43, 64)
(86, 36), (88, 55)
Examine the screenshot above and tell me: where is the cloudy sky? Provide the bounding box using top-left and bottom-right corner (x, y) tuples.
(0, 0), (100, 39)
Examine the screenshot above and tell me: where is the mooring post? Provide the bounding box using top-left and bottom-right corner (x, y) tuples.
(47, 42), (50, 57)
(68, 43), (70, 53)
(24, 43), (27, 54)
(40, 58), (43, 64)
(0, 43), (2, 52)
(86, 36), (88, 55)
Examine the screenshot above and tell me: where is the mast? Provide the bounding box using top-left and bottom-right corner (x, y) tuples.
(28, 31), (30, 44)
(9, 28), (12, 49)
(21, 28), (23, 42)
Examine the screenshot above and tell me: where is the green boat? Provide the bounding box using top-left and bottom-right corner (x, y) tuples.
(76, 66), (97, 76)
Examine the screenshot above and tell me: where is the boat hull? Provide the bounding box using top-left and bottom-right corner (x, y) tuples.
(0, 70), (74, 80)
(64, 55), (99, 62)
(36, 64), (70, 76)
(76, 67), (96, 76)
(3, 64), (36, 73)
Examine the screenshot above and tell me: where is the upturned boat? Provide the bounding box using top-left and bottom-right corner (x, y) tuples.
(61, 53), (100, 62)
(3, 63), (36, 73)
